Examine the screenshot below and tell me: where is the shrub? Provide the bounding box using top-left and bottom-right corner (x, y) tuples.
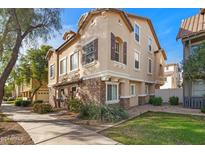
(6, 101), (15, 104)
(33, 100), (44, 104)
(33, 103), (53, 114)
(201, 107), (205, 113)
(8, 97), (15, 101)
(14, 100), (31, 107)
(169, 96), (179, 105)
(15, 100), (22, 106)
(67, 98), (82, 112)
(16, 97), (23, 101)
(151, 97), (162, 106)
(79, 104), (129, 122)
(149, 96), (155, 104)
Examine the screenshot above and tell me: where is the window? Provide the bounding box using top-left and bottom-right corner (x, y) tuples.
(134, 24), (140, 42)
(134, 52), (140, 69)
(115, 42), (120, 62)
(130, 84), (136, 96)
(70, 52), (78, 71)
(71, 86), (77, 92)
(145, 85), (149, 94)
(50, 64), (55, 79)
(148, 59), (152, 74)
(190, 45), (199, 55)
(106, 83), (119, 103)
(59, 57), (67, 75)
(148, 37), (152, 51)
(83, 41), (95, 64)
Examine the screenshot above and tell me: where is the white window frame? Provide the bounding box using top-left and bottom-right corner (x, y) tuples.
(148, 37), (152, 52)
(106, 82), (119, 104)
(134, 23), (140, 44)
(69, 51), (79, 72)
(59, 56), (67, 76)
(134, 50), (140, 71)
(49, 64), (55, 79)
(130, 84), (136, 96)
(147, 58), (152, 75)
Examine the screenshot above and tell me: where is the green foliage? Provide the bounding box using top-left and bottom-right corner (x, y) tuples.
(5, 100), (15, 104)
(183, 42), (205, 80)
(201, 107), (205, 113)
(67, 98), (82, 112)
(33, 100), (44, 104)
(149, 96), (162, 106)
(79, 104), (129, 122)
(16, 97), (23, 101)
(33, 103), (53, 114)
(169, 96), (179, 105)
(15, 100), (31, 107)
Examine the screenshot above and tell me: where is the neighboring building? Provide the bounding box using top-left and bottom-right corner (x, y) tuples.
(46, 8), (167, 108)
(160, 63), (182, 89)
(13, 79), (49, 102)
(177, 8), (205, 108)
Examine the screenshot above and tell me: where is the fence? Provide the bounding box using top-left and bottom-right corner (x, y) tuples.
(184, 97), (205, 109)
(155, 88), (183, 103)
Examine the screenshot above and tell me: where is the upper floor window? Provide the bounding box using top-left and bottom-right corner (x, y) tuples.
(83, 41), (95, 64)
(148, 37), (152, 51)
(134, 52), (140, 69)
(70, 52), (78, 71)
(59, 57), (67, 75)
(50, 64), (55, 79)
(134, 24), (140, 42)
(115, 41), (120, 62)
(148, 59), (152, 74)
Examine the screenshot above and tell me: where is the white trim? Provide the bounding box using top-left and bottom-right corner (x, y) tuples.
(105, 82), (119, 104)
(147, 58), (153, 75)
(82, 70), (156, 84)
(59, 56), (67, 76)
(130, 83), (136, 96)
(134, 50), (140, 71)
(82, 60), (97, 68)
(134, 22), (140, 45)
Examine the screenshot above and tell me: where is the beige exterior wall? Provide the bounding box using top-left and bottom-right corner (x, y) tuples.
(48, 10), (166, 108)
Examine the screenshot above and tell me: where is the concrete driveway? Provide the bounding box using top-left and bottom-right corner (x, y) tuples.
(1, 104), (118, 145)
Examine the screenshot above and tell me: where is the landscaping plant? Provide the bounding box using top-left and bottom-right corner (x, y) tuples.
(67, 98), (82, 112)
(149, 96), (162, 106)
(33, 103), (53, 114)
(169, 96), (179, 105)
(79, 104), (129, 122)
(14, 100), (31, 107)
(201, 107), (205, 113)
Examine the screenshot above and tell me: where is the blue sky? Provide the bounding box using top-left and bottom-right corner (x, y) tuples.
(47, 8), (199, 64)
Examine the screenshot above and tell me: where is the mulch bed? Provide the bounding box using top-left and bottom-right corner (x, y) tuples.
(0, 113), (34, 145)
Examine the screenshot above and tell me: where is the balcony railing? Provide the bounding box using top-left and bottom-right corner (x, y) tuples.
(184, 97), (205, 109)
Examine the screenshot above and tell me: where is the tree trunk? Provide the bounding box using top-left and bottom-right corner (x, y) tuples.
(30, 82), (42, 102)
(0, 35), (22, 106)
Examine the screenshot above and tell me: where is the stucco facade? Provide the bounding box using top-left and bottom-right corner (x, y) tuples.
(47, 9), (166, 108)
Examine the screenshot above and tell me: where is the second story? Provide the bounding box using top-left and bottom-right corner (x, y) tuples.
(47, 9), (167, 87)
(177, 9), (205, 60)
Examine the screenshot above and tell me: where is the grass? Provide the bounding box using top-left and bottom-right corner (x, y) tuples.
(101, 112), (205, 145)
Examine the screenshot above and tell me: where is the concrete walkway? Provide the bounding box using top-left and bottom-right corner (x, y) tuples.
(1, 104), (118, 145)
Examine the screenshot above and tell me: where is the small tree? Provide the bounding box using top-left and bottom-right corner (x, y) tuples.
(183, 42), (205, 80)
(0, 9), (62, 105)
(16, 45), (51, 101)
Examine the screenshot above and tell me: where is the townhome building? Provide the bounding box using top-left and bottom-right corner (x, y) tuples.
(46, 8), (167, 108)
(160, 63), (182, 89)
(13, 79), (49, 102)
(177, 8), (205, 108)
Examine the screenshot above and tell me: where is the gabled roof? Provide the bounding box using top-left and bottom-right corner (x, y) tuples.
(176, 9), (205, 40)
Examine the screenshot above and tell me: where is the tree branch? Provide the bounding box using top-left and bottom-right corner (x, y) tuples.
(21, 24), (46, 39)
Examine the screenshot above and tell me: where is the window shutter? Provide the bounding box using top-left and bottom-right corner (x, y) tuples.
(123, 41), (127, 65)
(94, 38), (98, 60)
(111, 33), (115, 60)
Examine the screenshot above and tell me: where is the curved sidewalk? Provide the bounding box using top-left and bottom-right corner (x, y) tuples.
(1, 104), (118, 145)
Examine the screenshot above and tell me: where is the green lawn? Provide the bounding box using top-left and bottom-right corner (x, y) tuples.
(101, 112), (205, 145)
